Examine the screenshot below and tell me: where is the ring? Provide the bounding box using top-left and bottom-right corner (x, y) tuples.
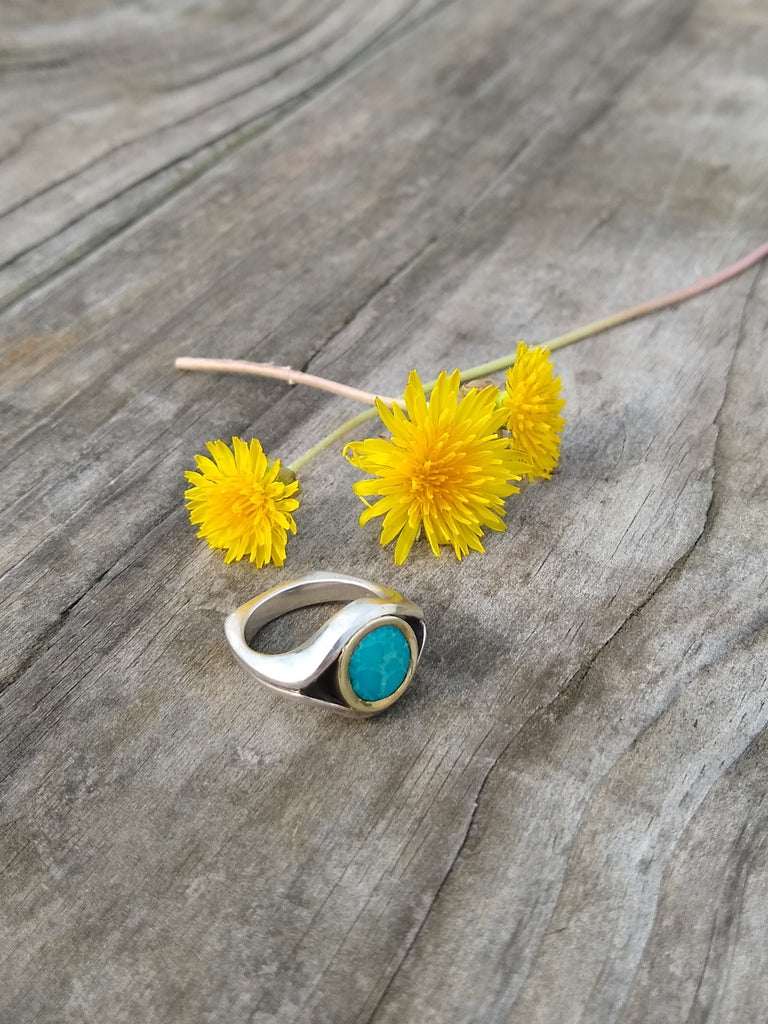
(225, 571), (426, 717)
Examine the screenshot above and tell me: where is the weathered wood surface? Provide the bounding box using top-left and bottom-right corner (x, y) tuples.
(1, 0), (767, 1021)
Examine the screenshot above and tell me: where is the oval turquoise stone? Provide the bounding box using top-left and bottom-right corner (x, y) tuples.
(348, 625), (412, 702)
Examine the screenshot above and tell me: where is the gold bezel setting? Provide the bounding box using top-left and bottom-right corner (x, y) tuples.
(336, 615), (419, 715)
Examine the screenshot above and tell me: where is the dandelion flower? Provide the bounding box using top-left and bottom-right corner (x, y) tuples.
(345, 369), (530, 564)
(185, 437), (299, 566)
(502, 342), (566, 480)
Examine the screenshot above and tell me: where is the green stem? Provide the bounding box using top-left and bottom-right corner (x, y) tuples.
(288, 406), (379, 474)
(286, 237), (768, 472)
(452, 237), (768, 383)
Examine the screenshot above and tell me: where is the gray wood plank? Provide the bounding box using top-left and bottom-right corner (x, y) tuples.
(1, 0), (767, 1021)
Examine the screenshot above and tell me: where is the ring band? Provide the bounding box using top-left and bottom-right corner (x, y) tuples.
(225, 571), (426, 717)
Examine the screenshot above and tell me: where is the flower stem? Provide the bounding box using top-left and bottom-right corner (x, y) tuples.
(174, 356), (399, 407)
(181, 239), (768, 473)
(288, 407), (379, 474)
(453, 237), (768, 383)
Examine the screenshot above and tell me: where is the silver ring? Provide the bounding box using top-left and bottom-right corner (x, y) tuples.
(225, 571), (426, 718)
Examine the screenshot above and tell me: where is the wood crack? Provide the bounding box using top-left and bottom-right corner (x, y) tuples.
(360, 726), (515, 1023)
(463, 0), (698, 217)
(0, 557), (116, 701)
(700, 263), (764, 539)
(0, 2), (347, 222)
(0, 0), (460, 316)
(301, 234), (440, 375)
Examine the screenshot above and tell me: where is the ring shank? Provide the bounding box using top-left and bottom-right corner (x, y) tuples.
(242, 573), (398, 646)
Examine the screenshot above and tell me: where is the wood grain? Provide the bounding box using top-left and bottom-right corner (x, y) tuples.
(1, 0), (767, 1021)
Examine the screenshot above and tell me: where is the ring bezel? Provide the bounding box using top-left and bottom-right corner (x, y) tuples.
(336, 615), (419, 715)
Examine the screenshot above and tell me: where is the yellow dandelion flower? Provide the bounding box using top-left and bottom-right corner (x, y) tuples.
(502, 341), (566, 480)
(345, 369), (531, 564)
(184, 437), (299, 567)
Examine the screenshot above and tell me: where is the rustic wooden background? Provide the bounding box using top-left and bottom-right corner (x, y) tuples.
(2, 1), (767, 1021)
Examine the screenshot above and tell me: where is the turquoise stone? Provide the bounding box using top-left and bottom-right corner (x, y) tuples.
(348, 625), (412, 702)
